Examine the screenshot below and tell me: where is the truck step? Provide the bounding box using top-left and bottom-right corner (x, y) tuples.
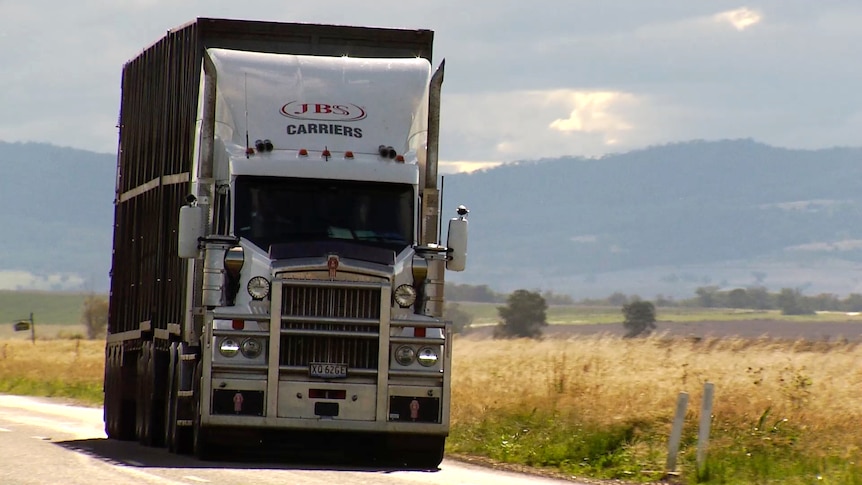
(176, 419), (193, 427)
(177, 390), (194, 398)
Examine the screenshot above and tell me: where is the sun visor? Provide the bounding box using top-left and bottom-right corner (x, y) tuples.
(207, 48), (431, 157)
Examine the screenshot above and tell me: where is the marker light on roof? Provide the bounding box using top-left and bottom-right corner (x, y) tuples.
(344, 151), (355, 159)
(322, 147), (331, 161)
(395, 154), (405, 163)
(298, 148), (308, 157)
(378, 145), (396, 159)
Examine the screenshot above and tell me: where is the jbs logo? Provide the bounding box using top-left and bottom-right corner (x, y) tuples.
(280, 102), (367, 121)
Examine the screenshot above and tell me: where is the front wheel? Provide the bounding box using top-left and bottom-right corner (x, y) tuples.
(192, 361), (217, 460)
(389, 435), (445, 469)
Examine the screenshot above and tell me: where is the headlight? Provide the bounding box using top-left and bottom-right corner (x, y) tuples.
(241, 338), (263, 358)
(247, 276), (271, 300)
(417, 347), (439, 367)
(219, 338), (240, 357)
(394, 345), (416, 366)
(393, 284), (417, 308)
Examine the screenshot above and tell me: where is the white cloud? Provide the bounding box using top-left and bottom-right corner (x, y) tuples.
(547, 90), (637, 139)
(786, 240), (862, 252)
(714, 7), (762, 31)
(0, 271), (85, 291)
(1, 1), (861, 160)
(439, 160), (503, 174)
(442, 88), (652, 161)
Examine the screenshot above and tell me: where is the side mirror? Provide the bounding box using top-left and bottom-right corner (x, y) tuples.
(446, 217), (468, 271)
(178, 205), (205, 259)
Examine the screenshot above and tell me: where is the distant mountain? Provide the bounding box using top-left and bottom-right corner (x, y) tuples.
(4, 139), (862, 298)
(0, 141), (115, 290)
(442, 139), (862, 298)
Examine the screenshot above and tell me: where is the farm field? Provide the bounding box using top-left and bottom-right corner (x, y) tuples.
(456, 301), (862, 326)
(2, 297), (862, 483)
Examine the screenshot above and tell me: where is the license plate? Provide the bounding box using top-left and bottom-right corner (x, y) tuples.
(309, 362), (348, 378)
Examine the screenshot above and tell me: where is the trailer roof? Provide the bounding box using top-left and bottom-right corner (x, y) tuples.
(131, 17), (434, 63)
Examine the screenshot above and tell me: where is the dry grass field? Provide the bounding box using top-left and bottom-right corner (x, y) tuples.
(0, 339), (104, 403)
(449, 334), (862, 483)
(2, 323), (862, 483)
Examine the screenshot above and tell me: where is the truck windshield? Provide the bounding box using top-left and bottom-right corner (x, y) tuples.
(234, 176), (414, 252)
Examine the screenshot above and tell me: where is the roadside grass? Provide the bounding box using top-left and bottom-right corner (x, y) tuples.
(0, 340), (104, 406)
(3, 327), (862, 483)
(457, 302), (862, 326)
(448, 336), (862, 484)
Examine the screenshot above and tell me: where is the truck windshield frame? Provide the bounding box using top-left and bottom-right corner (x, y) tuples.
(234, 176), (415, 253)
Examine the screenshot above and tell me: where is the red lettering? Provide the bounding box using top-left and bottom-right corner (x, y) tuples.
(292, 103), (309, 115)
(315, 104), (333, 114)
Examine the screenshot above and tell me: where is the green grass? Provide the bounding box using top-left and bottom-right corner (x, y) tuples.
(0, 290), (101, 326)
(456, 302), (862, 326)
(0, 376), (103, 406)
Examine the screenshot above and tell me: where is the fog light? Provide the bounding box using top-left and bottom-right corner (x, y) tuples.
(417, 347), (439, 367)
(394, 346), (415, 366)
(219, 338), (240, 357)
(241, 338), (263, 358)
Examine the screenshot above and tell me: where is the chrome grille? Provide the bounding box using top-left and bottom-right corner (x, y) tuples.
(282, 285), (380, 319)
(280, 284), (381, 371)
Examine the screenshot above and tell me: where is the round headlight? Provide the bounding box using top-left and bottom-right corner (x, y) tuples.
(241, 338), (263, 358)
(417, 347), (439, 367)
(394, 345), (416, 366)
(219, 338), (240, 357)
(394, 284), (417, 308)
(247, 276), (271, 300)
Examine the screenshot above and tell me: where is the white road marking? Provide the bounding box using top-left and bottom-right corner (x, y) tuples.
(0, 427), (11, 432)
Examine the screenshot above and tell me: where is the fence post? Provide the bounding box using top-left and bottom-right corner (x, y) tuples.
(697, 382), (715, 474)
(665, 391), (689, 473)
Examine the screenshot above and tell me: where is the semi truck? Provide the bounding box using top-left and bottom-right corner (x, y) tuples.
(103, 18), (468, 468)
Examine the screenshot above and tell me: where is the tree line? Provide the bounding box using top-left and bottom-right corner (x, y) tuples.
(445, 283), (574, 305)
(450, 282), (862, 316)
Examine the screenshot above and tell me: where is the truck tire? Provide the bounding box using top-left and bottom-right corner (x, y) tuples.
(105, 345), (136, 441)
(136, 341), (152, 445)
(163, 343), (177, 448)
(192, 361), (216, 460)
(169, 349), (193, 454)
(137, 340), (169, 447)
(390, 435), (445, 470)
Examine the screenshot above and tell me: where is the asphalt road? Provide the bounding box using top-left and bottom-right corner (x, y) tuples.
(0, 395), (581, 485)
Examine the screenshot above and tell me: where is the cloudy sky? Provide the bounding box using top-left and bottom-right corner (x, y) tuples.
(1, 1), (861, 173)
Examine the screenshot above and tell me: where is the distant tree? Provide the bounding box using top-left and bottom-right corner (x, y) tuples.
(607, 292), (629, 306)
(445, 283), (504, 303)
(746, 286), (773, 310)
(726, 288), (750, 309)
(654, 294), (676, 307)
(695, 286), (720, 308)
(444, 303), (474, 334)
(622, 300), (657, 338)
(81, 294), (109, 339)
(495, 289), (547, 339)
(777, 288), (815, 316)
(843, 293), (862, 312)
(541, 290), (575, 305)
